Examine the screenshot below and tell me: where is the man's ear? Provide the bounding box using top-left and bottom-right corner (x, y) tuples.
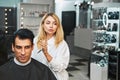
(12, 43), (14, 52)
(32, 44), (34, 50)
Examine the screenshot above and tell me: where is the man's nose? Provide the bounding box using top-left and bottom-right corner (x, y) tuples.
(21, 48), (25, 55)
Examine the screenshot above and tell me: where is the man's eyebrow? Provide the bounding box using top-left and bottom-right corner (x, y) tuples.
(15, 45), (21, 47)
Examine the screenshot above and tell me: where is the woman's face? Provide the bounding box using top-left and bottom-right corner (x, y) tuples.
(43, 16), (58, 36)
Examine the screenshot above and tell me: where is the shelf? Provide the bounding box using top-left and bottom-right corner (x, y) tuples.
(108, 20), (119, 22)
(93, 19), (103, 22)
(92, 42), (105, 46)
(21, 15), (42, 18)
(92, 51), (105, 57)
(91, 6), (120, 80)
(93, 30), (106, 33)
(18, 3), (50, 36)
(93, 3), (120, 8)
(106, 31), (118, 34)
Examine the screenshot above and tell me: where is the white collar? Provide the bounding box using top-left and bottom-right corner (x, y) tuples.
(14, 57), (31, 66)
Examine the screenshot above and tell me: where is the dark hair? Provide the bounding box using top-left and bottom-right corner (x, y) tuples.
(12, 28), (34, 45)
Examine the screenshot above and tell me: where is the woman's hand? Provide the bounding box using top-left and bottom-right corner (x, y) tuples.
(40, 39), (52, 62)
(40, 40), (48, 54)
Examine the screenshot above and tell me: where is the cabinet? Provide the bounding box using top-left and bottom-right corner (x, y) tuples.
(91, 3), (120, 80)
(17, 3), (50, 36)
(0, 7), (17, 65)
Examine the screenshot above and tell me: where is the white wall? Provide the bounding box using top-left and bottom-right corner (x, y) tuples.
(55, 0), (90, 26)
(55, 0), (93, 50)
(0, 0), (20, 7)
(55, 0), (76, 21)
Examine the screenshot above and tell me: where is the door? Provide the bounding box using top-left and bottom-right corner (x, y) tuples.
(62, 11), (76, 39)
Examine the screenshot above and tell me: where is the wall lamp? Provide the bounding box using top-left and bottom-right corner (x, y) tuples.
(79, 0), (94, 10)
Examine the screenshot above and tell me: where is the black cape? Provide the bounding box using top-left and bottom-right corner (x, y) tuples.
(0, 58), (57, 80)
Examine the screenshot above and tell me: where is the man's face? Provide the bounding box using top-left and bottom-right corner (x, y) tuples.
(12, 36), (33, 63)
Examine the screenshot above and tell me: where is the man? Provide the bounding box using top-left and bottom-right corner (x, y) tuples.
(0, 29), (57, 80)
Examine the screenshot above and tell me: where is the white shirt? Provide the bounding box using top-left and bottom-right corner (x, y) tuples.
(14, 57), (31, 66)
(31, 36), (70, 80)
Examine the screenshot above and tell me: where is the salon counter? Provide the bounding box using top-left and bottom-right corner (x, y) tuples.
(74, 27), (92, 50)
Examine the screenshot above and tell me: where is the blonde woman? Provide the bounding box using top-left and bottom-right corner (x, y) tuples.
(31, 13), (70, 80)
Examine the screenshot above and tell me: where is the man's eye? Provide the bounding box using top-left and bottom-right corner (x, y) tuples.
(25, 46), (31, 49)
(16, 46), (21, 49)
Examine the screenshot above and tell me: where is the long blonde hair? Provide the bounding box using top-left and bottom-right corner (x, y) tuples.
(37, 13), (64, 49)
